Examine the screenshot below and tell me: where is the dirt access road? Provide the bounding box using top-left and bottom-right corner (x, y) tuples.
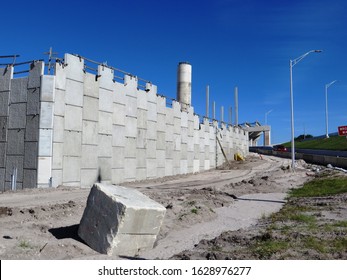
(0, 154), (312, 259)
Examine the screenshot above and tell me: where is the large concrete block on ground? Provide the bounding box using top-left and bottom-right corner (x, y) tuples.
(78, 183), (166, 256)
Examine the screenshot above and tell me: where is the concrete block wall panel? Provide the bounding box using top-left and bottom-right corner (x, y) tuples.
(28, 61), (44, 89)
(63, 156), (81, 184)
(157, 113), (166, 132)
(165, 159), (173, 176)
(0, 67), (12, 189)
(98, 157), (111, 183)
(112, 125), (125, 147)
(54, 89), (66, 116)
(37, 156), (52, 186)
(156, 95), (166, 114)
(39, 102), (54, 129)
(64, 54), (84, 83)
(98, 111), (112, 135)
(124, 75), (138, 93)
(25, 115), (40, 142)
(137, 91), (148, 110)
(98, 65), (114, 91)
(99, 89), (113, 113)
(64, 131), (82, 157)
(26, 88), (40, 115)
(6, 129), (25, 155)
(55, 63), (67, 90)
(83, 96), (99, 122)
(82, 120), (98, 145)
(65, 105), (83, 131)
(41, 75), (55, 102)
(52, 142), (63, 169)
(84, 72), (99, 98)
(9, 103), (26, 129)
(11, 78), (28, 103)
(98, 134), (112, 158)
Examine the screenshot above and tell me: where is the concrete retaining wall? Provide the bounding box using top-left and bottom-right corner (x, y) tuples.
(0, 54), (249, 190)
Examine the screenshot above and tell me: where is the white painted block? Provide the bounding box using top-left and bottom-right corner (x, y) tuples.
(41, 75), (56, 102)
(38, 129), (53, 156)
(51, 169), (62, 188)
(78, 184), (166, 255)
(37, 156), (52, 185)
(39, 102), (54, 129)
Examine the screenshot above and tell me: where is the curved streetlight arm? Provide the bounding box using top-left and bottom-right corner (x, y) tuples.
(326, 80), (338, 89)
(291, 50), (323, 67)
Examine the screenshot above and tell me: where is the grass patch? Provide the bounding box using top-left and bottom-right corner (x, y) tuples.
(290, 177), (347, 197)
(282, 135), (347, 151)
(252, 240), (289, 259)
(191, 208), (198, 214)
(19, 240), (32, 249)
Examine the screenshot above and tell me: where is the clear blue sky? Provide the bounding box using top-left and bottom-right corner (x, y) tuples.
(1, 0), (347, 144)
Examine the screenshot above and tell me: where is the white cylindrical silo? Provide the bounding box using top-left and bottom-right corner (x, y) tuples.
(177, 62), (192, 111)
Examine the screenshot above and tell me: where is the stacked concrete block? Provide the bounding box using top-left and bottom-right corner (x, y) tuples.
(0, 66), (13, 191)
(165, 107), (174, 176)
(123, 75), (138, 182)
(98, 65), (113, 184)
(51, 62), (66, 187)
(136, 90), (148, 181)
(37, 75), (55, 188)
(62, 55), (84, 187)
(112, 82), (126, 184)
(156, 96), (166, 178)
(146, 89), (157, 179)
(172, 101), (181, 175)
(78, 183), (166, 256)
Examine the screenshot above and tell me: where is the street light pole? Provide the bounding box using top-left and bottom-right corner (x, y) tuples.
(325, 80), (337, 138)
(289, 50), (322, 170)
(265, 109), (273, 125)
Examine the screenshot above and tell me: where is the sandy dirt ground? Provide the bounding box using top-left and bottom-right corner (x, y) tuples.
(0, 153), (322, 259)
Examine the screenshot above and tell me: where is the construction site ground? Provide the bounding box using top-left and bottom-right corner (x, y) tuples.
(0, 153), (345, 260)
